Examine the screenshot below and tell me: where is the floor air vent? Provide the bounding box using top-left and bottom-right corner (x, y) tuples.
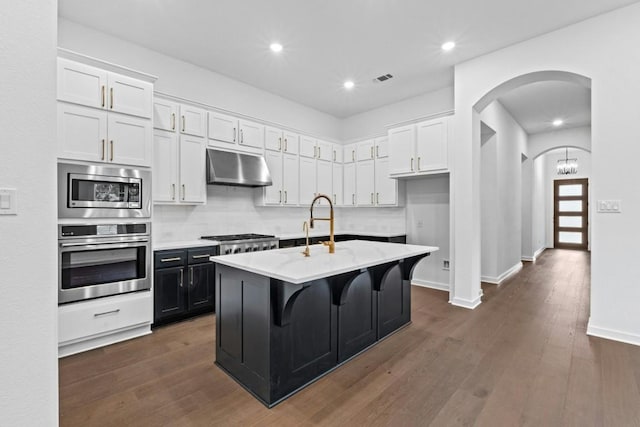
(373, 73), (393, 83)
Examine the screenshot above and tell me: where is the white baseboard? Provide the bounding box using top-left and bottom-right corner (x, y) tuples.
(522, 247), (547, 263)
(58, 324), (152, 358)
(449, 295), (482, 309)
(587, 320), (640, 347)
(411, 278), (450, 292)
(481, 262), (523, 285)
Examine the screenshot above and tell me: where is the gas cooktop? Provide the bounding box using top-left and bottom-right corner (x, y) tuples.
(201, 233), (276, 242)
(201, 233), (279, 255)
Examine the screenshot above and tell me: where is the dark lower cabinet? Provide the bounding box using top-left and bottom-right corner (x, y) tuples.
(337, 270), (377, 362)
(154, 246), (217, 326)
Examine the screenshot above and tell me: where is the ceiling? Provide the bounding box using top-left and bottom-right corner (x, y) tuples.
(58, 0), (636, 119)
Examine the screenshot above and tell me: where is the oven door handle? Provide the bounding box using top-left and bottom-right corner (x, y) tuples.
(60, 238), (149, 249)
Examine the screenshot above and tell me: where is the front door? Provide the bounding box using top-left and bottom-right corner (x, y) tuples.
(554, 178), (589, 250)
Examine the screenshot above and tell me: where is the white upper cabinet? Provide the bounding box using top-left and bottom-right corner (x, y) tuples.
(153, 98), (179, 132)
(153, 131), (178, 203)
(316, 160), (333, 203)
(58, 104), (108, 163)
(208, 112), (238, 144)
(179, 105), (207, 137)
(316, 140), (333, 162)
(283, 131), (299, 155)
(374, 157), (397, 206)
(57, 58), (152, 119)
(299, 136), (317, 158)
(388, 116), (450, 176)
(299, 156), (317, 206)
(343, 143), (357, 164)
(107, 114), (152, 167)
(357, 139), (375, 161)
(261, 151), (298, 206)
(375, 136), (389, 159)
(356, 160), (375, 206)
(154, 99), (206, 137)
(332, 144), (343, 163)
(178, 135), (206, 203)
(282, 153), (299, 205)
(238, 119), (265, 149)
(332, 163), (344, 206)
(263, 150), (283, 205)
(265, 127), (299, 154)
(343, 162), (356, 206)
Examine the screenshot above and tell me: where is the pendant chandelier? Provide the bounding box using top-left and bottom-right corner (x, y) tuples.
(557, 147), (578, 175)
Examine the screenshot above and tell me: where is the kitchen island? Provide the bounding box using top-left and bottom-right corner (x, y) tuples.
(211, 240), (438, 407)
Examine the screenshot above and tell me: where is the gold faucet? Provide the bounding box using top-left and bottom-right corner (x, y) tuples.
(309, 193), (335, 254)
(302, 221), (310, 257)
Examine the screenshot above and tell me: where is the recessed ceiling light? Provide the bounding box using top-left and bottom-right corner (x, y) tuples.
(343, 80), (355, 90)
(553, 119), (564, 126)
(441, 41), (456, 51)
(269, 43), (283, 53)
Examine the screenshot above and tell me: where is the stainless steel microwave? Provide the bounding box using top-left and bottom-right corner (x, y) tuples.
(58, 162), (151, 219)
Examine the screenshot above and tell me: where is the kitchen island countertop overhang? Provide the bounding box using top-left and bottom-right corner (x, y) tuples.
(210, 240), (439, 284)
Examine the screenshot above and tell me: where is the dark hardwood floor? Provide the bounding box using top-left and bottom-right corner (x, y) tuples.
(59, 249), (640, 426)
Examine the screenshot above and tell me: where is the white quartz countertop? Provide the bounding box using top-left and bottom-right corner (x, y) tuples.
(210, 240), (438, 284)
(276, 230), (406, 239)
(153, 240), (219, 251)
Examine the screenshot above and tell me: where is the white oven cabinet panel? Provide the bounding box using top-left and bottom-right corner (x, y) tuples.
(316, 140), (333, 162)
(282, 153), (299, 206)
(332, 163), (343, 206)
(388, 124), (416, 175)
(238, 119), (264, 149)
(343, 162), (357, 207)
(107, 72), (153, 119)
(58, 103), (108, 163)
(299, 135), (317, 159)
(179, 135), (206, 204)
(264, 150), (283, 205)
(153, 131), (179, 203)
(58, 291), (153, 346)
(316, 159), (332, 205)
(107, 113), (152, 167)
(153, 99), (179, 132)
(357, 139), (375, 162)
(283, 131), (299, 155)
(57, 58), (108, 109)
(356, 159), (375, 206)
(416, 118), (448, 172)
(343, 143), (357, 164)
(179, 104), (207, 137)
(332, 144), (343, 163)
(299, 156), (316, 206)
(208, 112), (238, 145)
(375, 157), (397, 206)
(265, 126), (283, 152)
(375, 136), (389, 159)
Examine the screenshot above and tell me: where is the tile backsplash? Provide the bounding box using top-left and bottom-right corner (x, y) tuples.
(153, 185), (406, 242)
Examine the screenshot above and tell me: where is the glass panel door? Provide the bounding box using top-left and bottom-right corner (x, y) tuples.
(554, 178), (588, 250)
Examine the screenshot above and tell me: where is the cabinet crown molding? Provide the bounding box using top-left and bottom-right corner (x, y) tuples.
(385, 110), (455, 130)
(58, 48), (158, 83)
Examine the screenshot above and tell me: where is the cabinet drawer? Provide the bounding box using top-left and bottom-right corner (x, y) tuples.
(155, 249), (187, 268)
(59, 291), (152, 344)
(188, 246), (218, 264)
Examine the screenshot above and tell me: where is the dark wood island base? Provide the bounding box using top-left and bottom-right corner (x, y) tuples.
(214, 254), (428, 407)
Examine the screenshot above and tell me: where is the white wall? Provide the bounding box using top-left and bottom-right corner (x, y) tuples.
(479, 101), (528, 282)
(405, 175), (450, 291)
(58, 19), (342, 141)
(453, 3), (640, 344)
(341, 86), (454, 141)
(528, 126), (591, 159)
(532, 155), (547, 257)
(521, 154), (533, 259)
(0, 1), (59, 425)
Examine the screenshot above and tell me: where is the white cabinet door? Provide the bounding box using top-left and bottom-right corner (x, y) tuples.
(375, 158), (397, 206)
(283, 131), (299, 155)
(375, 136), (389, 159)
(180, 105), (207, 137)
(357, 139), (375, 161)
(282, 153), (299, 205)
(208, 112), (238, 144)
(299, 136), (317, 158)
(332, 144), (343, 163)
(416, 118), (448, 172)
(343, 162), (356, 206)
(58, 103), (108, 163)
(343, 143), (357, 164)
(57, 58), (107, 109)
(316, 160), (332, 205)
(388, 124), (415, 175)
(153, 130), (178, 203)
(332, 163), (343, 206)
(264, 151), (283, 204)
(238, 119), (264, 149)
(107, 113), (152, 167)
(179, 135), (206, 204)
(107, 72), (153, 118)
(299, 156), (316, 205)
(265, 126), (283, 152)
(316, 140), (333, 162)
(356, 160), (375, 206)
(153, 99), (179, 132)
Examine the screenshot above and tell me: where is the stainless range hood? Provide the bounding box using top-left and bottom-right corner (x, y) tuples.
(206, 149), (272, 187)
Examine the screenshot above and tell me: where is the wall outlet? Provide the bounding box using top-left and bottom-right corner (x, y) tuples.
(442, 259), (450, 270)
(597, 200), (621, 213)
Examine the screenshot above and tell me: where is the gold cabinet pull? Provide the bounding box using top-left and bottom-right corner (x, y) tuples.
(376, 193), (379, 204)
(371, 192), (374, 204)
(284, 190), (287, 204)
(110, 140), (114, 161)
(318, 147), (321, 158)
(411, 157), (414, 171)
(278, 137), (282, 151)
(233, 127), (236, 142)
(171, 183), (176, 200)
(110, 87), (114, 109)
(418, 157), (421, 170)
(370, 146), (374, 159)
(240, 129), (244, 144)
(171, 113), (176, 130)
(352, 150), (355, 162)
(182, 116), (185, 132)
(376, 145), (379, 158)
(182, 184), (186, 200)
(101, 139), (105, 160)
(334, 194), (336, 204)
(333, 150), (336, 162)
(352, 194), (355, 205)
(279, 190), (282, 204)
(101, 85), (105, 107)
(284, 138), (288, 152)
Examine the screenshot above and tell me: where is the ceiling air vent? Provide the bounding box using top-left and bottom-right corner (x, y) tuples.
(373, 73), (393, 83)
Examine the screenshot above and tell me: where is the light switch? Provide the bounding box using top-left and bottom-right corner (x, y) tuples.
(597, 200), (621, 213)
(0, 188), (17, 215)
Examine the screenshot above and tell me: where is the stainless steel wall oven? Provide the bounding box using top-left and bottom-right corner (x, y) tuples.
(58, 223), (151, 304)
